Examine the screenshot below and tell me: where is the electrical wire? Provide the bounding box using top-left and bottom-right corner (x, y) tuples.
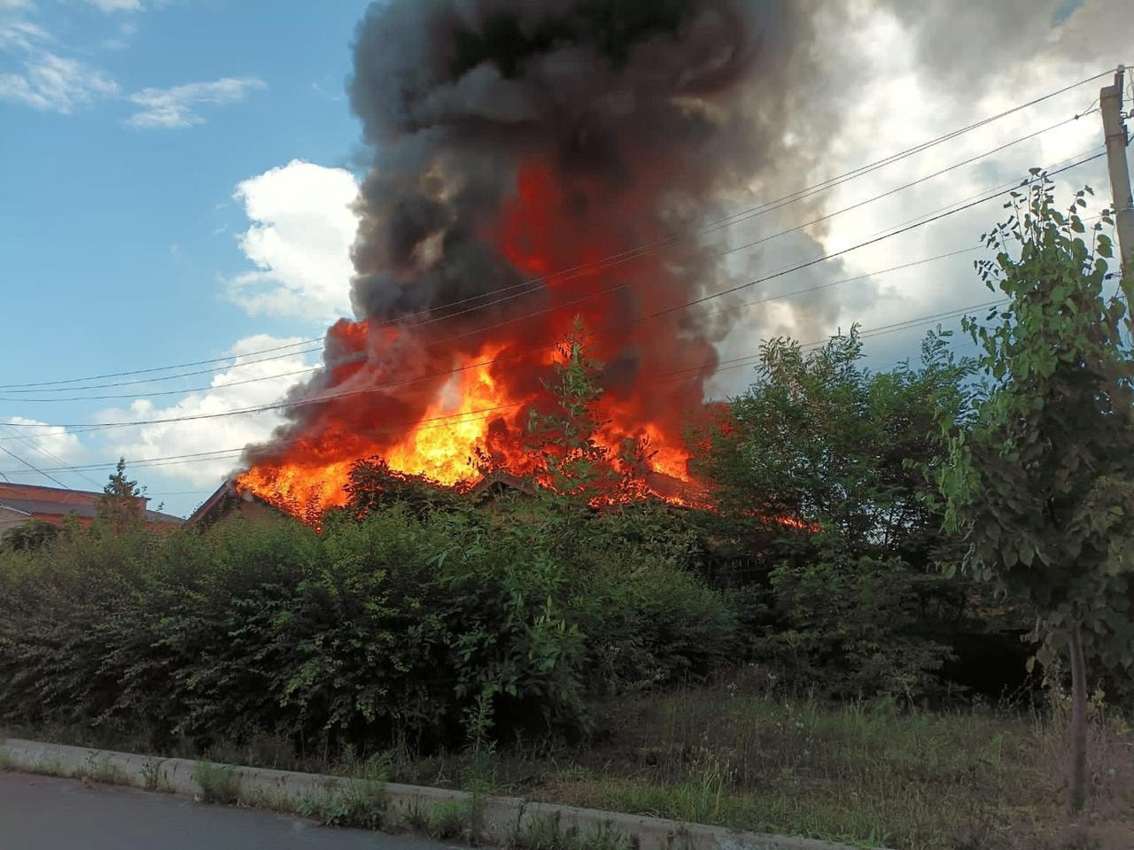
(0, 150), (1105, 434)
(2, 133), (1104, 407)
(1, 69), (1114, 393)
(0, 294), (1009, 478)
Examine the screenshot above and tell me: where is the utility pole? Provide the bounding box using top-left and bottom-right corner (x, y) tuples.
(1100, 65), (1134, 308)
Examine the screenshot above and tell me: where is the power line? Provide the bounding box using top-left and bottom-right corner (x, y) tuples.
(0, 295), (1008, 478)
(0, 246), (980, 405)
(0, 425), (105, 490)
(3, 130), (1104, 409)
(1, 69), (1114, 393)
(0, 150), (1105, 435)
(0, 444), (75, 490)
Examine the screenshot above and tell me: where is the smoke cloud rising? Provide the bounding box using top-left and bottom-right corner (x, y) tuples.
(241, 0), (840, 501)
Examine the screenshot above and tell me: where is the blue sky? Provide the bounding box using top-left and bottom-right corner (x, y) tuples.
(0, 0), (1130, 517)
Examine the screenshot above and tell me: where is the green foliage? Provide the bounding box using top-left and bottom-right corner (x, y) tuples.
(515, 813), (633, 850)
(0, 501), (734, 752)
(695, 327), (973, 567)
(298, 771), (387, 830)
(940, 177), (1134, 685)
(751, 553), (954, 700)
(98, 457), (146, 530)
(0, 519), (60, 552)
(192, 761), (241, 804)
(691, 324), (985, 700)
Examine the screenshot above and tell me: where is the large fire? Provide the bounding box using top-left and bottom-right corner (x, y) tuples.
(235, 0), (805, 520)
(237, 161), (716, 517)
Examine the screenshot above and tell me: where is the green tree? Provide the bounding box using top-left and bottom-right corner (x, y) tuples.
(694, 326), (973, 565)
(97, 457), (146, 531)
(0, 518), (60, 551)
(525, 318), (631, 502)
(690, 327), (979, 699)
(939, 176), (1134, 812)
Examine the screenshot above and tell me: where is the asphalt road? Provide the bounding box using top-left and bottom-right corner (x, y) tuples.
(0, 772), (462, 850)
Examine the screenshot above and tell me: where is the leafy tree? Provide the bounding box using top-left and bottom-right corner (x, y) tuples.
(97, 457), (146, 531)
(689, 327), (982, 699)
(0, 519), (60, 552)
(693, 326), (973, 566)
(939, 176), (1134, 812)
(525, 318), (639, 502)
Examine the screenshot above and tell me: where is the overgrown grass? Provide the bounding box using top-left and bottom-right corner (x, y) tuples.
(514, 813), (633, 850)
(191, 761), (241, 805)
(5, 680), (1131, 850)
(298, 756), (389, 830)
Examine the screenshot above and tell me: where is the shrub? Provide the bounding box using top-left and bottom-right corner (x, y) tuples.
(0, 500), (735, 752)
(749, 554), (954, 700)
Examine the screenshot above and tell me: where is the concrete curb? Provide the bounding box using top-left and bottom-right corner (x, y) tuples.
(0, 738), (872, 850)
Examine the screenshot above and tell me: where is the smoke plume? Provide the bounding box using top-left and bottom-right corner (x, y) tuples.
(241, 0), (836, 505)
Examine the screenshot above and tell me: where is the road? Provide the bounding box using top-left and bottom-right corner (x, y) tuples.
(0, 771), (461, 850)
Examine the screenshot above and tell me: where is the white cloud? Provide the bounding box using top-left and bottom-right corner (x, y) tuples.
(100, 335), (319, 488)
(704, 0), (1127, 394)
(0, 51), (118, 112)
(228, 160), (359, 322)
(1, 417), (85, 469)
(0, 0), (35, 11)
(126, 76), (265, 128)
(0, 18), (46, 52)
(84, 0), (142, 12)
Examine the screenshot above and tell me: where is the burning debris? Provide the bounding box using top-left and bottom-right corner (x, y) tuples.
(239, 0), (827, 516)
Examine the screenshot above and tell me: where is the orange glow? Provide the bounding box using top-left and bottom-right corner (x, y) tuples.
(237, 158), (735, 519)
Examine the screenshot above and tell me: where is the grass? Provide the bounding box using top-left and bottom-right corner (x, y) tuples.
(513, 813), (633, 850)
(191, 761), (242, 805)
(4, 677), (1131, 850)
(297, 756), (389, 830)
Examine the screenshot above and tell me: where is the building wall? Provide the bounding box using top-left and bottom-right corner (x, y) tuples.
(0, 507), (31, 534)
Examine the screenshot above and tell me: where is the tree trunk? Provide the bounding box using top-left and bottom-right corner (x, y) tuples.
(1068, 623), (1088, 814)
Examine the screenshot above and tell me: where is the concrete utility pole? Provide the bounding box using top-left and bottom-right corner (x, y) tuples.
(1099, 65), (1134, 308)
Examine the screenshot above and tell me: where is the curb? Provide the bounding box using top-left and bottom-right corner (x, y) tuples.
(0, 738), (871, 850)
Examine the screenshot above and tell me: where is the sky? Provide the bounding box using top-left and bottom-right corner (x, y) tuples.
(1, 0), (1131, 518)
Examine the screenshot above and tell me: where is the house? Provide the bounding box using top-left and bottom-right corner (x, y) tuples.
(0, 482), (182, 534)
(186, 480), (286, 528)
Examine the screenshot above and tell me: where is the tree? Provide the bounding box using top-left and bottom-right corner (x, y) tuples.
(98, 457), (146, 531)
(0, 519), (60, 552)
(939, 175), (1134, 813)
(525, 318), (633, 502)
(693, 325), (973, 565)
(689, 326), (979, 699)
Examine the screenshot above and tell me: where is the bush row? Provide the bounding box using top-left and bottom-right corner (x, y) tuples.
(0, 502), (736, 752)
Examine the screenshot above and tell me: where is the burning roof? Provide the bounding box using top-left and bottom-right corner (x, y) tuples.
(237, 0), (824, 518)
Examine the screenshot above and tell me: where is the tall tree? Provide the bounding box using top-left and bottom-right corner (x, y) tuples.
(939, 175), (1134, 812)
(98, 457), (146, 531)
(693, 326), (972, 565)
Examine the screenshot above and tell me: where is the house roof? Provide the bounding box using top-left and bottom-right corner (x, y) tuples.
(0, 482), (182, 525)
(186, 480), (281, 527)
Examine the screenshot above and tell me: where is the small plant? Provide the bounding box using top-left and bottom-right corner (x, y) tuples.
(139, 758), (171, 793)
(514, 812), (633, 850)
(191, 761), (241, 805)
(79, 753), (125, 785)
(427, 799), (476, 842)
(0, 747), (12, 771)
(298, 779), (386, 830)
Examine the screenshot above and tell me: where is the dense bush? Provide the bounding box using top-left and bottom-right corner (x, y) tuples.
(0, 501), (736, 752)
(746, 553), (955, 699)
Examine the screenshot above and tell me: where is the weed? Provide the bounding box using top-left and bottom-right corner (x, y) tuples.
(402, 801), (431, 834)
(191, 761), (242, 805)
(299, 779), (386, 830)
(77, 753), (126, 785)
(139, 758), (172, 793)
(427, 799), (476, 842)
(513, 812), (633, 850)
(0, 747), (12, 771)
